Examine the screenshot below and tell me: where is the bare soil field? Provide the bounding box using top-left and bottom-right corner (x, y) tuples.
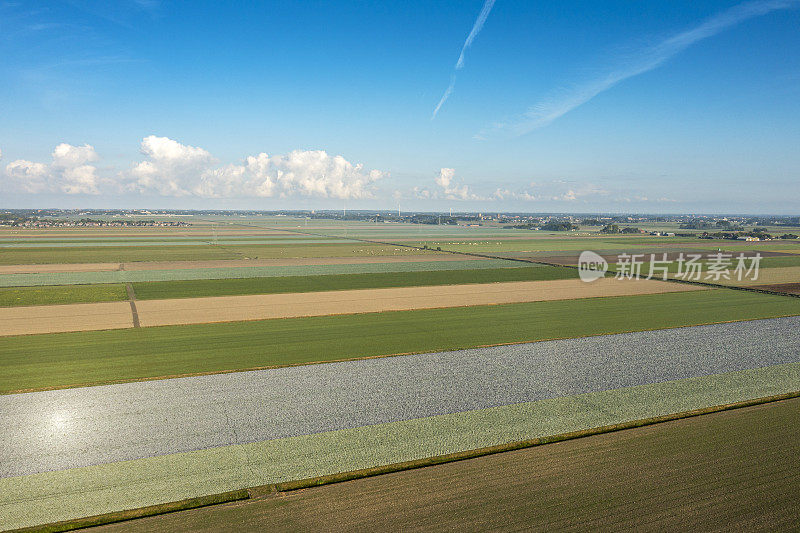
(752, 283), (800, 295)
(0, 301), (133, 336)
(0, 263), (122, 274)
(92, 397), (800, 533)
(134, 278), (704, 328)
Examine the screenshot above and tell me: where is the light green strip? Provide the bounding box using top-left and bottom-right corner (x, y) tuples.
(0, 259), (523, 287)
(0, 239), (346, 248)
(1, 362), (798, 530)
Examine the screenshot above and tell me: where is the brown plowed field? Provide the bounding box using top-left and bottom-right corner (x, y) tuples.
(752, 283), (800, 295)
(134, 278), (703, 328)
(0, 301), (133, 336)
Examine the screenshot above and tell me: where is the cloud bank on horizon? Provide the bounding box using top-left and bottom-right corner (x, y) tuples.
(432, 0), (496, 118)
(0, 139), (682, 206)
(483, 0), (800, 137)
(2, 136), (388, 200)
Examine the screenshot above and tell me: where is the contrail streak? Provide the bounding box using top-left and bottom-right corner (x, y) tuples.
(432, 75), (456, 119)
(432, 0), (496, 119)
(457, 0), (496, 70)
(485, 0), (799, 136)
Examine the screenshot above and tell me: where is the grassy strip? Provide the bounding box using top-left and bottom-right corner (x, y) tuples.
(12, 391), (799, 533)
(2, 289), (799, 393)
(9, 490), (250, 533)
(130, 266), (573, 300)
(0, 284), (129, 307)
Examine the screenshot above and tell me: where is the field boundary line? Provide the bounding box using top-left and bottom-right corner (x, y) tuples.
(125, 283), (140, 328)
(10, 391), (799, 533)
(4, 313), (800, 395)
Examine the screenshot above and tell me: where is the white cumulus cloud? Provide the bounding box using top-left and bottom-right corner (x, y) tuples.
(126, 135), (216, 196)
(3, 143), (100, 194)
(126, 136), (387, 199)
(418, 168), (481, 201)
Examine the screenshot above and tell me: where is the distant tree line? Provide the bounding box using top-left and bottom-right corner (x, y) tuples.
(541, 221), (579, 231)
(410, 215), (457, 225)
(599, 224), (640, 234)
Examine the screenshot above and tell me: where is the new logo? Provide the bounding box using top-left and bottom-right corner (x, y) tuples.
(578, 250), (607, 282)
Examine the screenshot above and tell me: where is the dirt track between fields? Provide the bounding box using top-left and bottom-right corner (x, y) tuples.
(0, 254), (469, 275)
(0, 278), (704, 335)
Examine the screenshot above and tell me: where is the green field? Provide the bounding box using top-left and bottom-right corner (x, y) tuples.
(3, 289), (799, 393)
(100, 397), (799, 532)
(0, 284), (128, 307)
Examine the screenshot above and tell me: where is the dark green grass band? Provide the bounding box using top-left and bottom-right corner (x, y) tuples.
(11, 391), (798, 533)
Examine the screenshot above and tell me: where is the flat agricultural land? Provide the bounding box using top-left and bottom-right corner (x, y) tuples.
(94, 397), (800, 533)
(2, 217), (800, 530)
(0, 264), (570, 303)
(753, 282), (800, 295)
(6, 316), (797, 478)
(0, 253), (468, 274)
(0, 242), (433, 265)
(0, 301), (133, 336)
(0, 284), (128, 307)
(0, 278), (702, 335)
(2, 289), (799, 393)
(128, 265), (574, 300)
(714, 266), (800, 286)
(133, 278), (704, 328)
(0, 259), (520, 288)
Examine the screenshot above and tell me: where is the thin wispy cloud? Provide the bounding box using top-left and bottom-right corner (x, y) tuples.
(432, 0), (496, 119)
(484, 0), (800, 137)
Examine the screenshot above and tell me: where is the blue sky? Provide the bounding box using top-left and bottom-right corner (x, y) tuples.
(1, 0), (799, 213)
